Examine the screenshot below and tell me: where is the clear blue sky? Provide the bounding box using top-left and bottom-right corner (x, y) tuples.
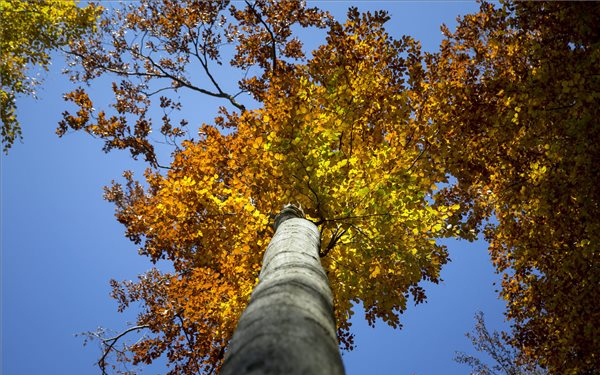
(1, 2), (508, 374)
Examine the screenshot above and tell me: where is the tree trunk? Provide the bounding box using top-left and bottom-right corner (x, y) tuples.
(220, 205), (345, 375)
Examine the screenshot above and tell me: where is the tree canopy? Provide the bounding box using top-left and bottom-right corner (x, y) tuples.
(0, 0), (99, 153)
(57, 1), (599, 375)
(424, 2), (599, 374)
(65, 2), (458, 373)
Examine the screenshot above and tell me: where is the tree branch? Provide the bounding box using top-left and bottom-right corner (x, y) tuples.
(245, 0), (278, 73)
(98, 325), (150, 375)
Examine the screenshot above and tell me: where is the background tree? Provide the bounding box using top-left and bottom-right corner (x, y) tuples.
(454, 312), (546, 375)
(423, 2), (600, 374)
(64, 2), (459, 374)
(0, 0), (99, 153)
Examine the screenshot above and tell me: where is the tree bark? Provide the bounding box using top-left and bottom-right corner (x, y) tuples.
(220, 205), (345, 375)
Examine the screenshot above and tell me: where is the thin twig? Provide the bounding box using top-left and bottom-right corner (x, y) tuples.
(98, 325), (150, 375)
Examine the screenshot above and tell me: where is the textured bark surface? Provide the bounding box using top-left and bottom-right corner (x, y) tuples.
(220, 207), (345, 375)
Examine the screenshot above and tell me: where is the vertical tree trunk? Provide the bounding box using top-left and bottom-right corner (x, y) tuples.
(220, 205), (345, 375)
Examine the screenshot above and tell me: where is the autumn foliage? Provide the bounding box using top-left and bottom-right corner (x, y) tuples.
(0, 0), (98, 152)
(71, 3), (457, 372)
(59, 1), (599, 375)
(424, 2), (600, 374)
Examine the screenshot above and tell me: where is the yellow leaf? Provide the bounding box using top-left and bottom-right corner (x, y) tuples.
(370, 265), (381, 278)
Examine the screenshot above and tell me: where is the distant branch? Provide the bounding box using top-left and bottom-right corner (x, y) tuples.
(187, 23), (247, 112)
(245, 0), (278, 73)
(65, 47), (246, 112)
(98, 325), (150, 375)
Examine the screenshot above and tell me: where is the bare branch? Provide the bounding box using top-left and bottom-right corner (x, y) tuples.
(97, 325), (150, 375)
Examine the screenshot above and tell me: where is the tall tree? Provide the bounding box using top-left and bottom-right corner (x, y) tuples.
(220, 205), (344, 375)
(64, 2), (458, 374)
(423, 2), (600, 374)
(0, 0), (99, 153)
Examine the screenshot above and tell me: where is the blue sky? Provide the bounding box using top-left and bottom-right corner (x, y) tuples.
(1, 2), (509, 374)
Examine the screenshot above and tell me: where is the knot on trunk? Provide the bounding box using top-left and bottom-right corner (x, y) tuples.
(274, 204), (305, 230)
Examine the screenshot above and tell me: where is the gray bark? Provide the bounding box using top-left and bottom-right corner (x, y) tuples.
(220, 205), (345, 375)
